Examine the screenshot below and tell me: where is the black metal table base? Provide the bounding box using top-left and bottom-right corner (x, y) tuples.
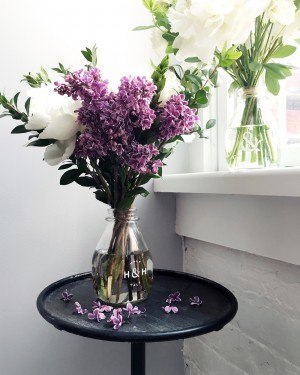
(131, 343), (145, 375)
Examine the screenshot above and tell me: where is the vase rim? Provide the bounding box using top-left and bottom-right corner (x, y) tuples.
(106, 207), (139, 222)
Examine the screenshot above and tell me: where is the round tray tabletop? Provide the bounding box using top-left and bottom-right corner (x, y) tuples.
(37, 269), (238, 343)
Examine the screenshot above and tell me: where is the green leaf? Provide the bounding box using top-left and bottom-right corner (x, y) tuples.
(11, 124), (29, 134)
(195, 90), (208, 105)
(81, 50), (92, 62)
(264, 63), (292, 80)
(162, 32), (178, 44)
(133, 25), (155, 31)
(76, 176), (95, 187)
(206, 119), (216, 130)
(271, 45), (297, 58)
(129, 187), (150, 198)
(265, 71), (280, 95)
(60, 169), (82, 185)
(295, 0), (300, 10)
(142, 0), (154, 10)
(185, 57), (201, 63)
(249, 62), (262, 72)
(13, 92), (20, 107)
(94, 190), (109, 204)
(25, 98), (31, 115)
(58, 163), (74, 170)
(27, 139), (54, 147)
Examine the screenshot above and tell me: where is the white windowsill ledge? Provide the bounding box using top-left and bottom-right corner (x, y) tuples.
(154, 167), (300, 197)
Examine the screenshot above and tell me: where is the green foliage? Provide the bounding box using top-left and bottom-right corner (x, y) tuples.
(52, 63), (70, 76)
(271, 45), (297, 59)
(151, 55), (169, 105)
(133, 25), (155, 31)
(60, 169), (82, 185)
(206, 119), (216, 130)
(0, 92), (29, 123)
(27, 139), (55, 147)
(22, 67), (51, 88)
(264, 63), (292, 95)
(219, 45), (242, 68)
(81, 45), (98, 67)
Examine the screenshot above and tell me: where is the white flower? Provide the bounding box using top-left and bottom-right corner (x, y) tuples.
(267, 0), (296, 26)
(25, 84), (81, 166)
(168, 0), (269, 64)
(43, 138), (76, 166)
(159, 70), (181, 104)
(282, 10), (300, 43)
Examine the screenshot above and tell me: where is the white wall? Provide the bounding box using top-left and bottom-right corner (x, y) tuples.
(184, 238), (300, 375)
(0, 1), (186, 374)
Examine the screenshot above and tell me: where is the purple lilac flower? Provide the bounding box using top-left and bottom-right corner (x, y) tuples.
(55, 67), (197, 175)
(166, 292), (181, 304)
(92, 300), (113, 313)
(74, 302), (88, 315)
(189, 296), (203, 306)
(162, 305), (178, 314)
(124, 142), (162, 174)
(108, 308), (124, 330)
(61, 289), (73, 302)
(55, 68), (108, 102)
(88, 308), (106, 322)
(123, 303), (145, 318)
(159, 94), (198, 141)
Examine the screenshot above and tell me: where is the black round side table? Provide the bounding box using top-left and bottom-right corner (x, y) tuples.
(37, 269), (238, 375)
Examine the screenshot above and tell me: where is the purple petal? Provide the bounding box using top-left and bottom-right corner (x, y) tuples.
(171, 306), (178, 313)
(162, 306), (171, 313)
(88, 313), (95, 320)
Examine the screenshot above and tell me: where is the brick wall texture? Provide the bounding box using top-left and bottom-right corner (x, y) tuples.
(183, 238), (300, 375)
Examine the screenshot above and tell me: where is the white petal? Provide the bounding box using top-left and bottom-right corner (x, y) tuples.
(39, 112), (78, 141)
(44, 138), (76, 166)
(26, 112), (51, 131)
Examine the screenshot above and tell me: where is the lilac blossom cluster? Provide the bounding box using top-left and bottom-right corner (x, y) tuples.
(55, 68), (198, 174)
(158, 94), (198, 142)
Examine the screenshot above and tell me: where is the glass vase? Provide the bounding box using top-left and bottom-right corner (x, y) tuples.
(226, 86), (278, 169)
(92, 208), (153, 305)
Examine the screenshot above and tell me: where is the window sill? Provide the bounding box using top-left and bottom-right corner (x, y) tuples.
(154, 167), (300, 197)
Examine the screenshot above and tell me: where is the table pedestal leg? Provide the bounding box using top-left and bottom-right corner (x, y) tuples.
(131, 342), (145, 375)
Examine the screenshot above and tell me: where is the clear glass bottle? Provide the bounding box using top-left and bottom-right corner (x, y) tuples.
(226, 86), (278, 169)
(92, 208), (153, 305)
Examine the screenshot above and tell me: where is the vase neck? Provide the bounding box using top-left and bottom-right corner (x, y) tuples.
(106, 207), (139, 222)
(240, 86), (261, 99)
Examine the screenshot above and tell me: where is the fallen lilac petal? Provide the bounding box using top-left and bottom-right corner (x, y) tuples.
(92, 301), (102, 310)
(61, 289), (73, 302)
(101, 305), (113, 312)
(92, 301), (113, 313)
(108, 308), (124, 330)
(123, 303), (144, 318)
(162, 305), (178, 314)
(189, 296), (203, 306)
(166, 291), (181, 303)
(88, 308), (106, 322)
(74, 301), (88, 315)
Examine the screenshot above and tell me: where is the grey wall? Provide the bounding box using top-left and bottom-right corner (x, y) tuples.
(0, 1), (186, 374)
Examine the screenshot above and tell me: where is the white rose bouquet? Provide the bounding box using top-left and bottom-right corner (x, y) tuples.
(139, 0), (300, 168)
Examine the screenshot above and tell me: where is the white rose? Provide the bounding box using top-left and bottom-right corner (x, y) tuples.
(267, 0), (296, 26)
(169, 0), (269, 64)
(159, 70), (181, 104)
